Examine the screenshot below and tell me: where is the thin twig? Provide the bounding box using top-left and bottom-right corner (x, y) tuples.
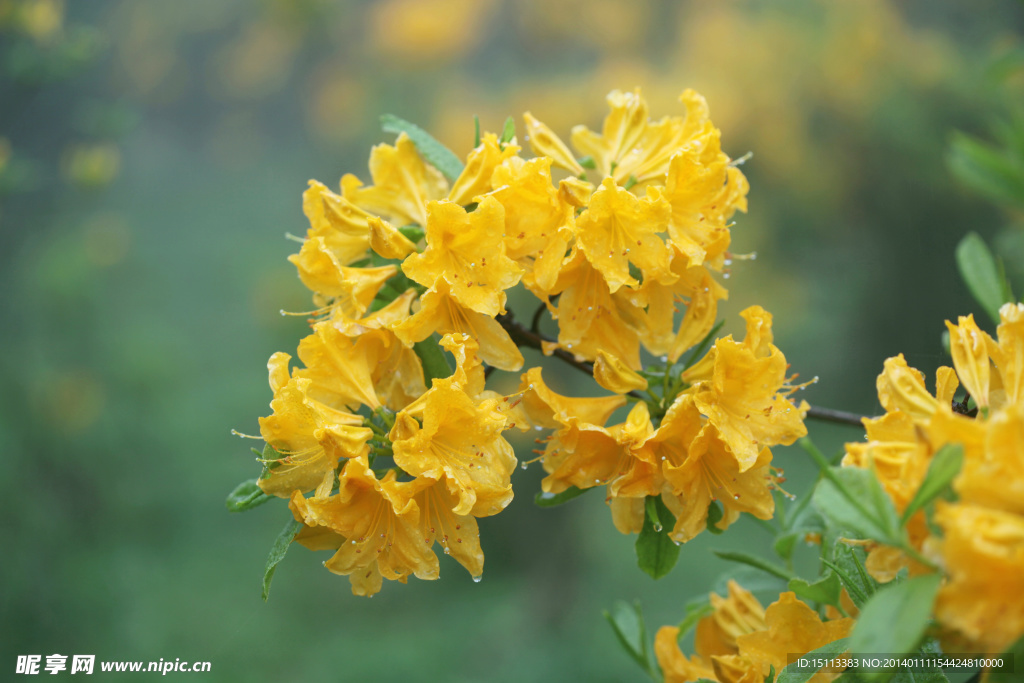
(805, 405), (868, 427)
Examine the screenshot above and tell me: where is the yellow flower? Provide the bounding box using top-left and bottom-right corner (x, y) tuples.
(593, 349), (648, 394)
(390, 377), (516, 517)
(575, 177), (673, 293)
(933, 502), (1024, 653)
(447, 133), (519, 205)
(946, 314), (993, 409)
(656, 586), (852, 683)
(392, 278), (524, 371)
(289, 457), (439, 596)
(257, 374), (372, 498)
(734, 593), (853, 683)
(485, 155), (575, 293)
(663, 126), (748, 271)
(692, 332), (808, 471)
(290, 181), (373, 290)
(546, 247), (643, 368)
(292, 322), (383, 411)
(401, 197), (523, 317)
(412, 477), (484, 579)
(655, 626), (717, 683)
(341, 132), (448, 227)
(653, 404), (776, 542)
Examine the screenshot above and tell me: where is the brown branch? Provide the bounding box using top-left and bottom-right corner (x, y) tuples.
(804, 405), (868, 427)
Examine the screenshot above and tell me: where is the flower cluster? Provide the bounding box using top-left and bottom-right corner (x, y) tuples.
(244, 88), (809, 595)
(843, 304), (1024, 653)
(655, 581), (853, 683)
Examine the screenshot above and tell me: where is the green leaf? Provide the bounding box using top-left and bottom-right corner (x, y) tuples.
(789, 572), (843, 609)
(380, 113), (464, 183)
(226, 479), (273, 512)
(636, 496), (681, 579)
(473, 114), (481, 148)
(987, 632), (1024, 683)
(948, 131), (1024, 210)
(262, 517), (302, 602)
(850, 574), (942, 657)
(414, 337), (454, 385)
(603, 601), (654, 676)
(706, 500), (725, 534)
(775, 638), (850, 683)
(398, 224), (425, 244)
(712, 550), (794, 582)
(765, 665), (776, 683)
(824, 542), (876, 608)
(956, 232), (1006, 325)
(259, 442), (283, 479)
(900, 444), (963, 526)
(811, 464), (901, 546)
(577, 155), (597, 170)
(534, 485), (590, 507)
(500, 116), (515, 144)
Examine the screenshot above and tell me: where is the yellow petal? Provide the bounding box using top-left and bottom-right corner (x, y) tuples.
(448, 132), (519, 205)
(518, 366), (626, 429)
(523, 111), (583, 175)
(367, 215), (417, 260)
(594, 349), (648, 393)
(876, 354), (938, 421)
(947, 315), (993, 409)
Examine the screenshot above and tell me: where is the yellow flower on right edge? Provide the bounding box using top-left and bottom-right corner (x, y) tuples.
(842, 303), (1024, 654)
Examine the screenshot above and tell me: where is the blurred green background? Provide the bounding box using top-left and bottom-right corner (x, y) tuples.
(3, 0), (1023, 680)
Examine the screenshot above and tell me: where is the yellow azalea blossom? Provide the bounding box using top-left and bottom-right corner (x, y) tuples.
(292, 322), (383, 411)
(486, 156), (575, 294)
(692, 335), (808, 471)
(257, 375), (372, 497)
(310, 262), (397, 320)
(413, 477), (484, 579)
(392, 278), (524, 371)
(401, 197), (522, 317)
(663, 126), (748, 270)
(955, 400), (1024, 516)
(734, 593), (853, 683)
(390, 378), (516, 518)
(448, 133), (520, 205)
(696, 581), (768, 657)
(657, 588), (851, 683)
(539, 402), (652, 495)
(684, 305), (774, 386)
(655, 627), (717, 683)
(522, 111), (584, 176)
(932, 502), (1024, 654)
(657, 413), (776, 542)
(546, 248), (643, 369)
(341, 132), (448, 227)
(290, 182), (374, 292)
(570, 88), (657, 184)
(575, 177), (672, 293)
(289, 457), (439, 596)
(990, 302), (1024, 405)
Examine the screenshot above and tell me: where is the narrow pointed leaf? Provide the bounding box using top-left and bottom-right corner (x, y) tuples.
(381, 114), (464, 182)
(226, 479), (273, 512)
(956, 232), (1006, 325)
(901, 444), (963, 526)
(849, 574), (942, 657)
(262, 517), (302, 602)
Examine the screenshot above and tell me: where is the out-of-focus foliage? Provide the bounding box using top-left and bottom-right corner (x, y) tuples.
(3, 0), (1021, 680)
